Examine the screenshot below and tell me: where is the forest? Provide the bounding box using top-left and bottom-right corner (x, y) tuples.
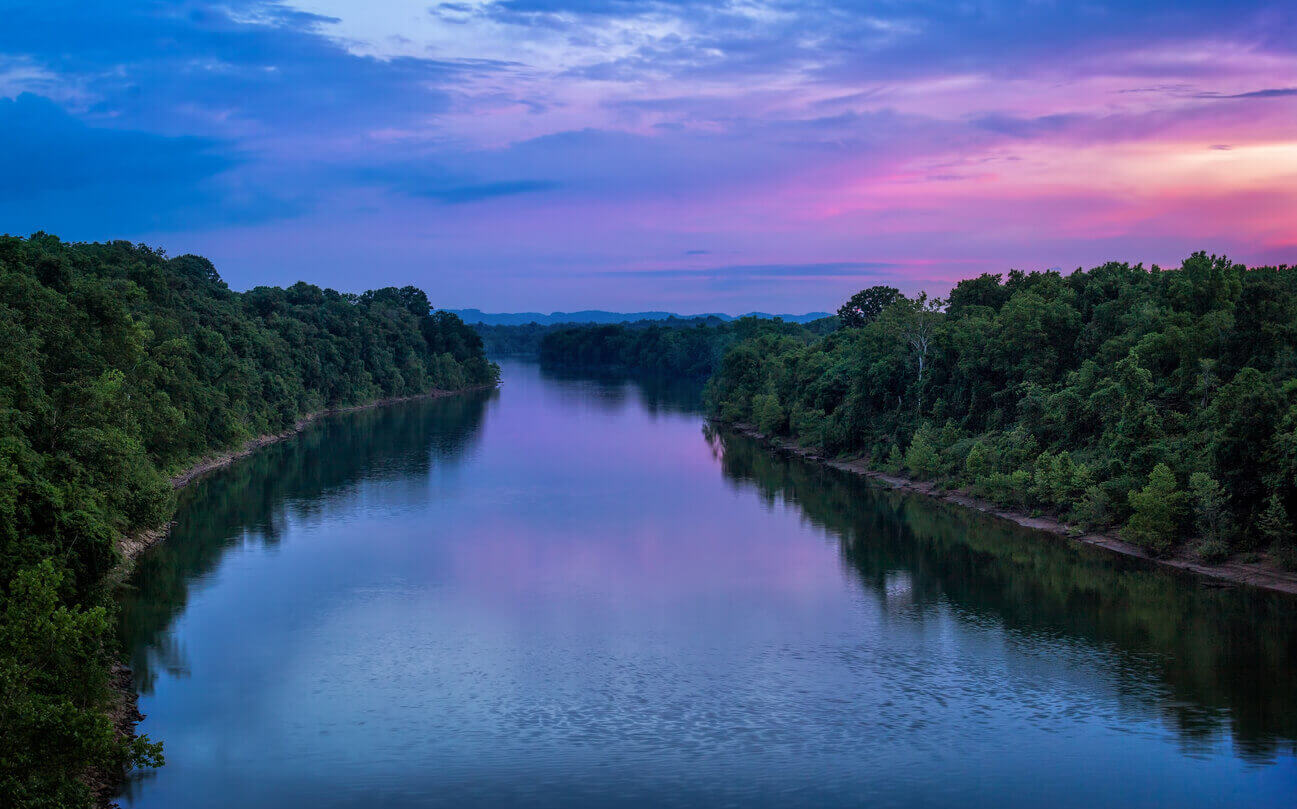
(472, 321), (570, 357)
(706, 253), (1297, 566)
(0, 234), (497, 808)
(475, 316), (736, 360)
(537, 317), (830, 378)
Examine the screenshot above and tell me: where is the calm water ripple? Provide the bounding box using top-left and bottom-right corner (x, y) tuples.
(117, 360), (1297, 808)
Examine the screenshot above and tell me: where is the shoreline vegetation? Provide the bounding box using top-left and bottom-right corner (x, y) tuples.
(705, 254), (1297, 580)
(517, 252), (1297, 586)
(725, 422), (1297, 595)
(115, 385), (496, 565)
(103, 382), (494, 808)
(0, 234), (499, 809)
(534, 317), (832, 378)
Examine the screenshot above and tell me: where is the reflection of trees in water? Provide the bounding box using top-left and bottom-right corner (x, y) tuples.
(708, 425), (1297, 763)
(537, 364), (705, 416)
(117, 390), (496, 691)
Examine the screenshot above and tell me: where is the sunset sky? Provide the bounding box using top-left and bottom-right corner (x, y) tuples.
(3, 1), (1296, 312)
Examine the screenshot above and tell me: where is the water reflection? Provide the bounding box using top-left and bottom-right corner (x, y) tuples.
(536, 363), (705, 415)
(708, 425), (1297, 762)
(116, 363), (1295, 809)
(118, 389), (496, 692)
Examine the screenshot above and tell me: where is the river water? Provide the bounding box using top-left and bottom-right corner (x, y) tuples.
(117, 360), (1297, 808)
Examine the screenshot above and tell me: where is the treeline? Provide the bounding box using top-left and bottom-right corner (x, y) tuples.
(539, 317), (826, 378)
(0, 234), (497, 808)
(472, 321), (566, 356)
(474, 315), (733, 358)
(706, 253), (1297, 565)
(710, 427), (1297, 758)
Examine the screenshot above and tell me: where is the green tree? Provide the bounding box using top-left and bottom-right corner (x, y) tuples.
(0, 234), (496, 806)
(881, 293), (944, 415)
(905, 424), (941, 479)
(1257, 493), (1295, 567)
(1189, 472), (1232, 562)
(702, 251), (1297, 560)
(837, 285), (902, 328)
(0, 562), (163, 809)
(1124, 464), (1185, 556)
(752, 392), (785, 435)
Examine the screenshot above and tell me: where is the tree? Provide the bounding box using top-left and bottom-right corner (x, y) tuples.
(752, 392), (785, 435)
(1209, 367), (1281, 523)
(1188, 472), (1231, 544)
(905, 424), (941, 479)
(1257, 493), (1297, 569)
(884, 293), (944, 415)
(1257, 492), (1294, 548)
(0, 234), (497, 806)
(1124, 464), (1185, 556)
(0, 562), (163, 809)
(704, 252), (1297, 563)
(837, 285), (902, 328)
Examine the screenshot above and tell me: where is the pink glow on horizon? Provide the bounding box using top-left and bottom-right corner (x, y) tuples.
(13, 1), (1296, 310)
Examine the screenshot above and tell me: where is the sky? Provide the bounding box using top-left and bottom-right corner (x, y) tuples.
(2, 1), (1296, 313)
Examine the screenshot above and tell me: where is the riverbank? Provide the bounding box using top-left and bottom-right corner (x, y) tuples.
(101, 383), (496, 808)
(724, 422), (1297, 597)
(115, 385), (497, 564)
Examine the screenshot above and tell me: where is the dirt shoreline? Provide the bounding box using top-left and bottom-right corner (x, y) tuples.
(724, 421), (1297, 597)
(101, 383), (496, 807)
(116, 384), (496, 564)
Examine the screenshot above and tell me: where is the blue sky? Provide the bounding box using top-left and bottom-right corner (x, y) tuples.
(2, 1), (1296, 311)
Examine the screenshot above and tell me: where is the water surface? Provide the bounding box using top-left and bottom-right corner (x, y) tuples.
(119, 360), (1297, 808)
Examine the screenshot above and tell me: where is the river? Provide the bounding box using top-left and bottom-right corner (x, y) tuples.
(117, 359), (1297, 808)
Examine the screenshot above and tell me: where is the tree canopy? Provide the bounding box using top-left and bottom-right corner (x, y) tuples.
(0, 234), (497, 808)
(707, 253), (1297, 564)
(837, 285), (902, 328)
(538, 317), (828, 378)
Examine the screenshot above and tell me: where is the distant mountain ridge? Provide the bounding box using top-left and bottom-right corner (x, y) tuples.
(445, 308), (832, 326)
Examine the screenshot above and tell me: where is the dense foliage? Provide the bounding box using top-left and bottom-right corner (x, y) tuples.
(707, 253), (1297, 564)
(472, 321), (570, 356)
(476, 316), (735, 359)
(0, 234), (496, 808)
(539, 317), (825, 378)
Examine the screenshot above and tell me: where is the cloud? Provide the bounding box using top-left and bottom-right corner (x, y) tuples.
(0, 2), (502, 137)
(2, 0), (1297, 309)
(1195, 87), (1297, 99)
(0, 93), (283, 235)
(604, 262), (895, 279)
(970, 113), (1083, 139)
(0, 94), (230, 194)
(420, 180), (561, 204)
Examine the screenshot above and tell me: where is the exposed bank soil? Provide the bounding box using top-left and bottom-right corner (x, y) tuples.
(89, 665), (145, 807)
(102, 384), (495, 807)
(116, 385), (495, 564)
(726, 422), (1297, 597)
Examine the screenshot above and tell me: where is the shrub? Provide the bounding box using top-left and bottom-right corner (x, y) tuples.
(964, 441), (993, 480)
(1030, 451), (1091, 510)
(882, 444), (904, 474)
(790, 405), (825, 446)
(904, 424), (941, 479)
(1193, 538), (1231, 564)
(1070, 484), (1111, 530)
(1273, 542), (1297, 571)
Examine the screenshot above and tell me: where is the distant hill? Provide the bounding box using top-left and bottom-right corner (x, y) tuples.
(445, 309), (833, 326)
